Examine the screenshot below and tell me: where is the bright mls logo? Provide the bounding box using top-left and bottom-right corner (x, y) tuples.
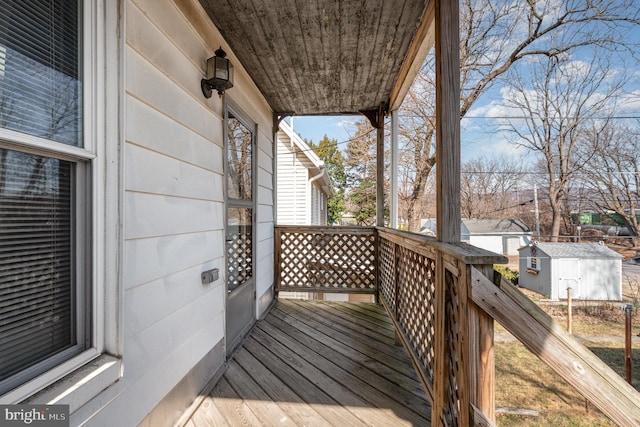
(0, 405), (68, 427)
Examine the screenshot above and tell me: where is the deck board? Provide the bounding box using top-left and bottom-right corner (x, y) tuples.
(185, 300), (432, 426)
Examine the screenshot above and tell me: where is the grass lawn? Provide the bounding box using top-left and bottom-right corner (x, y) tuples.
(496, 340), (640, 426)
(495, 288), (640, 425)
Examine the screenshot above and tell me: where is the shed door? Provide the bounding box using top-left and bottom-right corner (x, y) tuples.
(558, 258), (581, 299)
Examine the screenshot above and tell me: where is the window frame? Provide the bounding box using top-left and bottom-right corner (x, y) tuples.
(0, 0), (122, 404)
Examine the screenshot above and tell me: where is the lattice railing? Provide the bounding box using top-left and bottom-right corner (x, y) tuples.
(274, 226), (376, 294)
(377, 228), (502, 427)
(275, 225), (505, 426)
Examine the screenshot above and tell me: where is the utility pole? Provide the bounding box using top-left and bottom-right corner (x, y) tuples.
(534, 183), (541, 240)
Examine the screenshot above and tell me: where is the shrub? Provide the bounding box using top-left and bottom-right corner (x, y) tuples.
(495, 265), (519, 286)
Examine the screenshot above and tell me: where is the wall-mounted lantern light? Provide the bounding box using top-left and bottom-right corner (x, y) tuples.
(201, 47), (234, 98)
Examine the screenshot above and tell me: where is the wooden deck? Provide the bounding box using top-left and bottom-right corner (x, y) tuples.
(185, 300), (431, 426)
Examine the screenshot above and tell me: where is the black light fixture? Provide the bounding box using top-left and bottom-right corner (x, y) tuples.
(201, 47), (234, 98)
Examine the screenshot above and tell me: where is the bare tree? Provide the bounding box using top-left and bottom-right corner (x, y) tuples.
(582, 123), (640, 246)
(397, 0), (640, 232)
(461, 156), (525, 219)
(344, 121), (381, 225)
(503, 54), (624, 241)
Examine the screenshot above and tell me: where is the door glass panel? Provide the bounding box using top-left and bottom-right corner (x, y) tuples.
(226, 208), (252, 292)
(226, 114), (252, 200)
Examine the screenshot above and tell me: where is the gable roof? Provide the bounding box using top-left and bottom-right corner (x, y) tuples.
(277, 120), (333, 196)
(421, 218), (531, 237)
(520, 243), (623, 259)
(463, 219), (531, 235)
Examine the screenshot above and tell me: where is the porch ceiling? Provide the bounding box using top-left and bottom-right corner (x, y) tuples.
(198, 0), (434, 115)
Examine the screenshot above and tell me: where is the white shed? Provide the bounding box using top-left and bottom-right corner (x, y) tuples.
(518, 243), (623, 301)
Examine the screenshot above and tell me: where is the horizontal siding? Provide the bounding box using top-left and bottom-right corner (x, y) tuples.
(126, 97), (223, 172)
(124, 261), (224, 338)
(124, 192), (223, 240)
(76, 0), (275, 425)
(125, 144), (222, 201)
(125, 48), (216, 142)
(123, 230), (224, 290)
(82, 312), (224, 426)
(123, 287), (225, 380)
(276, 141), (308, 224)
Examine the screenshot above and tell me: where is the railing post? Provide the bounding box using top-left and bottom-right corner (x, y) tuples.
(374, 228), (380, 304)
(432, 249), (446, 425)
(393, 241), (401, 346)
(468, 264), (496, 423)
(274, 226), (282, 296)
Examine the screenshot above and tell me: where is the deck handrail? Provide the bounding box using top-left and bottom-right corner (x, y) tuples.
(472, 267), (640, 426)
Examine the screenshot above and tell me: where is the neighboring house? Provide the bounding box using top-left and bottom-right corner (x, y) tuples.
(519, 243), (623, 301)
(276, 120), (332, 226)
(465, 219), (532, 256)
(421, 219), (532, 256)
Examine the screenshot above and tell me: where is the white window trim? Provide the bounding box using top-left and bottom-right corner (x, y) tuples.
(0, 0), (123, 405)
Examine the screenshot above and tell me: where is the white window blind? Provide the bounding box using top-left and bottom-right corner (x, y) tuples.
(0, 149), (75, 386)
(0, 0), (82, 146)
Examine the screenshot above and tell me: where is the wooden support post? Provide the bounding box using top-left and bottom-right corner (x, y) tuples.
(376, 102), (385, 227)
(626, 303), (633, 384)
(469, 265), (496, 422)
(390, 109), (399, 229)
(435, 0), (460, 243)
(567, 288), (572, 335)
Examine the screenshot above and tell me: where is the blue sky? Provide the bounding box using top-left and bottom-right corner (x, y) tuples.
(286, 116), (360, 147)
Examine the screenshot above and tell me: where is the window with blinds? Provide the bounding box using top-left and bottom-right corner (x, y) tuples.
(0, 1), (82, 146)
(0, 0), (87, 395)
(0, 149), (76, 385)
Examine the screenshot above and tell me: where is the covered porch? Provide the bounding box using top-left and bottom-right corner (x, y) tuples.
(185, 0), (640, 425)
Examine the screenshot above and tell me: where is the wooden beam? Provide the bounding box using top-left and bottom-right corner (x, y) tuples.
(435, 0), (461, 243)
(471, 267), (640, 426)
(376, 102), (386, 227)
(389, 1), (436, 110)
(390, 110), (399, 229)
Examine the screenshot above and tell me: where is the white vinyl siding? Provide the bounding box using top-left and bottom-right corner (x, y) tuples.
(75, 1), (274, 425)
(276, 137), (308, 224)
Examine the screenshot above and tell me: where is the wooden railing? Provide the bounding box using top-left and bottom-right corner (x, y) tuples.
(274, 225), (377, 295)
(274, 225), (640, 426)
(377, 227), (505, 426)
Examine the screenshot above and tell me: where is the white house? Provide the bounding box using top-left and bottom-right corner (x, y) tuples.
(276, 120), (332, 226)
(421, 218), (532, 256)
(519, 243), (623, 301)
(465, 219), (532, 256)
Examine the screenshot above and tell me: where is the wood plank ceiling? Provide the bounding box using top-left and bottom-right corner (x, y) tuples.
(198, 0), (432, 116)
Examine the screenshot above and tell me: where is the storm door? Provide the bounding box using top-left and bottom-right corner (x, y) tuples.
(225, 106), (256, 355)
